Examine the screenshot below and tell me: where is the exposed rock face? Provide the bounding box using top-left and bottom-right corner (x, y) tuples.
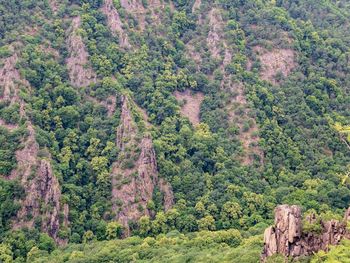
(49, 0), (59, 13)
(192, 0), (201, 13)
(111, 95), (173, 234)
(102, 0), (131, 48)
(0, 52), (26, 130)
(158, 178), (174, 211)
(262, 205), (350, 261)
(0, 50), (67, 242)
(10, 123), (39, 181)
(120, 0), (165, 30)
(0, 52), (28, 110)
(205, 8), (263, 165)
(66, 16), (96, 87)
(14, 159), (62, 240)
(207, 9), (223, 60)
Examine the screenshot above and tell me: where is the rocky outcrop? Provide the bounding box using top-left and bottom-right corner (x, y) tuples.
(66, 16), (96, 87)
(192, 0), (201, 13)
(262, 205), (350, 261)
(0, 49), (67, 242)
(111, 95), (173, 234)
(0, 52), (28, 109)
(49, 0), (59, 14)
(205, 8), (263, 165)
(120, 0), (165, 30)
(102, 0), (130, 48)
(13, 158), (63, 240)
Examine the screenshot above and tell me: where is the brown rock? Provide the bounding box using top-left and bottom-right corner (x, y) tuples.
(66, 16), (96, 87)
(0, 49), (67, 243)
(111, 95), (173, 234)
(101, 0), (131, 48)
(14, 159), (63, 240)
(262, 205), (349, 261)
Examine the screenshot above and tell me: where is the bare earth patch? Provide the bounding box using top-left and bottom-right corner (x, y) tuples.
(66, 16), (97, 88)
(174, 90), (204, 125)
(254, 46), (295, 84)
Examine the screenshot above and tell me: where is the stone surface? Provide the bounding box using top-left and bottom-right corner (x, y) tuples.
(101, 0), (131, 48)
(0, 49), (67, 243)
(262, 204), (349, 261)
(111, 95), (173, 234)
(14, 159), (62, 240)
(66, 16), (96, 87)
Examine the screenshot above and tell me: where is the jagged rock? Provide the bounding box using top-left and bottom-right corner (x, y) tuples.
(14, 159), (62, 240)
(119, 0), (165, 30)
(262, 204), (349, 261)
(111, 95), (173, 234)
(102, 0), (131, 48)
(0, 51), (67, 242)
(66, 16), (96, 87)
(158, 178), (174, 211)
(192, 0), (201, 13)
(204, 8), (263, 165)
(0, 51), (27, 117)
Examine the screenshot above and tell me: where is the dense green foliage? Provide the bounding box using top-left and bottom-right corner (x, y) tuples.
(28, 230), (262, 263)
(0, 0), (350, 262)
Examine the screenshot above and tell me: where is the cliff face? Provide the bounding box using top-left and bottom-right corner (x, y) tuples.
(0, 48), (66, 242)
(101, 0), (130, 48)
(14, 160), (62, 240)
(66, 16), (96, 87)
(262, 205), (350, 261)
(111, 95), (173, 233)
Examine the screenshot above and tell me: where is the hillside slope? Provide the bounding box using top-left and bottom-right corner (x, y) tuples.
(0, 0), (350, 262)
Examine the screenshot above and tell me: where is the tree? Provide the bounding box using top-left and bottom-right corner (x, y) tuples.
(106, 222), (123, 240)
(0, 244), (13, 263)
(197, 215), (216, 231)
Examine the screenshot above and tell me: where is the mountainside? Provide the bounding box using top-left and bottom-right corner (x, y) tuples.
(0, 0), (350, 262)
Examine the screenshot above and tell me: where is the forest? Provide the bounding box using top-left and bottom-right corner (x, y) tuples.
(0, 0), (350, 262)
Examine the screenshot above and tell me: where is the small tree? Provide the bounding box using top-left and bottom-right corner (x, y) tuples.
(106, 222), (123, 240)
